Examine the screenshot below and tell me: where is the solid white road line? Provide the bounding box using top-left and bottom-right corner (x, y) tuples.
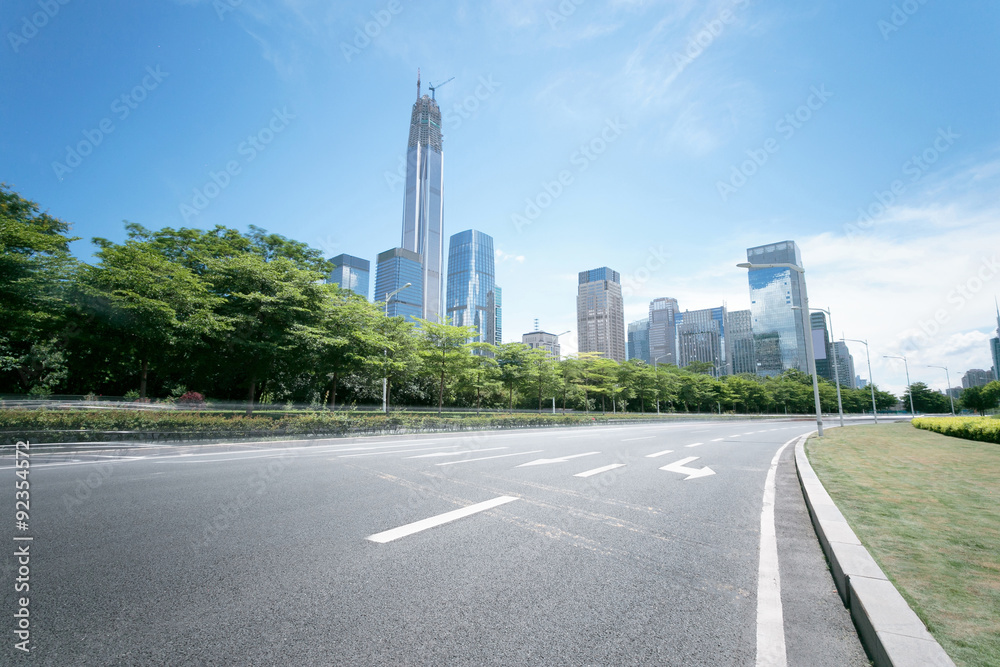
(337, 446), (458, 458)
(435, 450), (543, 466)
(406, 447), (507, 459)
(644, 449), (674, 458)
(621, 436), (655, 442)
(711, 437), (725, 442)
(573, 463), (625, 478)
(366, 495), (519, 543)
(684, 442), (704, 448)
(755, 436), (796, 667)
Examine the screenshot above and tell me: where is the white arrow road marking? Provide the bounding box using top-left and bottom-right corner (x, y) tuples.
(367, 495), (519, 543)
(659, 456), (716, 480)
(645, 449), (674, 458)
(574, 463), (625, 478)
(517, 452), (600, 467)
(684, 442), (704, 448)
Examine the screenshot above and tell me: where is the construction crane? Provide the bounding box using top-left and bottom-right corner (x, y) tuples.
(428, 77), (454, 100)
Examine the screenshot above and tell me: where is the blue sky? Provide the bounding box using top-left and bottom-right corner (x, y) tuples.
(3, 0), (999, 397)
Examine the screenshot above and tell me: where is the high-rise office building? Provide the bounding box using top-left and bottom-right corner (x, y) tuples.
(649, 297), (680, 366)
(810, 311), (832, 382)
(991, 300), (1000, 381)
(522, 331), (561, 359)
(327, 253), (370, 300)
(577, 267), (626, 362)
(962, 368), (993, 389)
(677, 306), (727, 376)
(401, 73), (444, 322)
(487, 286), (502, 345)
(726, 309), (755, 375)
(446, 230), (495, 345)
(746, 241), (810, 377)
(832, 341), (857, 389)
(627, 318), (651, 364)
(374, 247), (423, 322)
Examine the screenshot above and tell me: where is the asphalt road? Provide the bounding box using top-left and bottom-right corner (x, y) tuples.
(2, 419), (871, 665)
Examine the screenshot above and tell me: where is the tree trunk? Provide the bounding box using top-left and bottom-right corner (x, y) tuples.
(328, 371), (339, 410)
(439, 370), (445, 416)
(537, 377), (543, 413)
(246, 377), (256, 417)
(509, 385), (514, 412)
(139, 359), (149, 399)
(476, 380), (482, 416)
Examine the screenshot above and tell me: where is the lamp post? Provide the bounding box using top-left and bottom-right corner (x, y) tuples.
(737, 261), (823, 436)
(552, 330), (570, 412)
(382, 283), (412, 414)
(926, 364), (955, 415)
(842, 337), (878, 423)
(653, 355), (671, 415)
(798, 306), (844, 428)
(883, 354), (915, 416)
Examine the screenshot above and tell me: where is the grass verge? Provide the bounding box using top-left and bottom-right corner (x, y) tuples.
(806, 422), (1000, 666)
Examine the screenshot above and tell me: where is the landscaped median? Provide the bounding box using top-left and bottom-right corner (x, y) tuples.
(0, 408), (694, 446)
(806, 422), (1000, 666)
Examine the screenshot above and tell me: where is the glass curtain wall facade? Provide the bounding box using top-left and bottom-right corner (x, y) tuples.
(992, 303), (1000, 380)
(746, 241), (809, 377)
(446, 230), (495, 344)
(726, 309), (755, 374)
(487, 286), (502, 345)
(649, 297), (680, 366)
(327, 253), (370, 300)
(832, 341), (857, 389)
(810, 311), (832, 382)
(577, 267), (626, 362)
(677, 307), (727, 376)
(627, 318), (651, 364)
(401, 74), (444, 322)
(374, 247), (423, 322)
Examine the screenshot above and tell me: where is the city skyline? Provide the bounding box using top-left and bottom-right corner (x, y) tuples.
(3, 2), (999, 397)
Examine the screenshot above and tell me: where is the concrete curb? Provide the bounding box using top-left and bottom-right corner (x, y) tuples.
(793, 434), (956, 667)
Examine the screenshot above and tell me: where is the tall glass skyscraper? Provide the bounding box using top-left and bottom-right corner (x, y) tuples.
(991, 300), (1000, 381)
(677, 307), (727, 376)
(648, 297), (680, 366)
(327, 253), (370, 300)
(577, 267), (626, 362)
(627, 318), (651, 364)
(446, 230), (496, 344)
(487, 286), (502, 345)
(726, 309), (755, 374)
(374, 247), (423, 322)
(746, 240), (810, 377)
(401, 73), (444, 322)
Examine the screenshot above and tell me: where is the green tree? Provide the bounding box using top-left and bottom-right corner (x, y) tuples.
(414, 318), (480, 415)
(79, 239), (223, 399)
(523, 347), (560, 413)
(496, 342), (531, 410)
(960, 382), (1000, 415)
(903, 382), (952, 414)
(458, 343), (500, 413)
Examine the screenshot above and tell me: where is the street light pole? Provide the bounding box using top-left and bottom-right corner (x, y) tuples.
(926, 365), (955, 415)
(843, 337), (878, 423)
(812, 308), (844, 428)
(382, 283), (412, 414)
(737, 261), (823, 436)
(884, 354), (915, 416)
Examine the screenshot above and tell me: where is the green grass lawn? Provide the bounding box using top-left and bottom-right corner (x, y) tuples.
(807, 422), (1000, 667)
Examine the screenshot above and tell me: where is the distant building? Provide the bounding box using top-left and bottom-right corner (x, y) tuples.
(832, 341), (857, 389)
(577, 267), (626, 362)
(648, 297), (680, 366)
(810, 311), (832, 382)
(523, 330), (561, 359)
(327, 253), (370, 299)
(746, 241), (810, 377)
(991, 300), (1000, 381)
(446, 230), (496, 346)
(962, 368), (993, 389)
(727, 309), (755, 375)
(627, 318), (651, 364)
(677, 307), (728, 376)
(487, 286), (502, 346)
(856, 376), (868, 389)
(374, 247), (423, 322)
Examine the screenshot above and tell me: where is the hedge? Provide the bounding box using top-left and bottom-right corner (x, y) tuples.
(0, 409), (613, 445)
(912, 416), (1000, 445)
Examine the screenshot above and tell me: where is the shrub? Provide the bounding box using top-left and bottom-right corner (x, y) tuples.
(178, 391), (205, 405)
(912, 416), (1000, 445)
